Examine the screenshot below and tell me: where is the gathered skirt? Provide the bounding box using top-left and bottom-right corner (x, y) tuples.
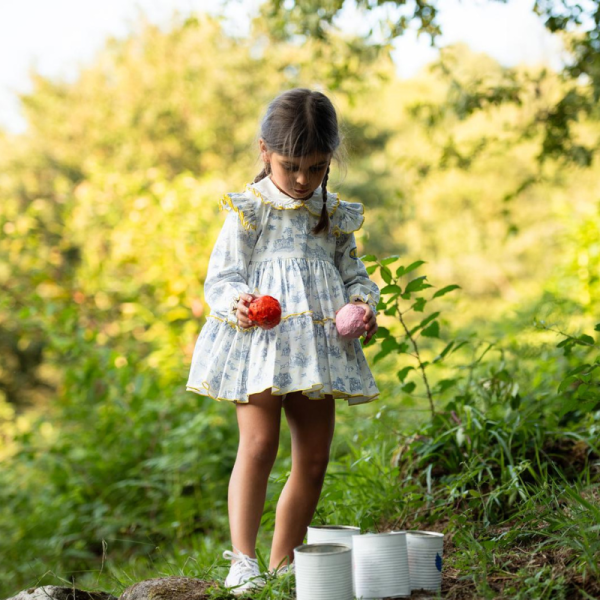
(185, 312), (379, 405)
(186, 255), (379, 405)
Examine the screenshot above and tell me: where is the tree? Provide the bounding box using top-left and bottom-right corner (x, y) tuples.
(261, 0), (600, 165)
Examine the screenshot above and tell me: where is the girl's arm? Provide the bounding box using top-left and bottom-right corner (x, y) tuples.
(334, 232), (380, 313)
(205, 209), (259, 325)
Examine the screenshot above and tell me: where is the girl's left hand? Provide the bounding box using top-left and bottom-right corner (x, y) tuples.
(352, 301), (378, 345)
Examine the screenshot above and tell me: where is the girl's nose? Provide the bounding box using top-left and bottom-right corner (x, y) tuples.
(296, 171), (308, 185)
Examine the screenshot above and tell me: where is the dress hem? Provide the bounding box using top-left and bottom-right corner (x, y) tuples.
(185, 382), (378, 406)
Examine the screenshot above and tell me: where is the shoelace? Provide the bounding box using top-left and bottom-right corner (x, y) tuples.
(223, 549), (259, 579)
(272, 561), (295, 576)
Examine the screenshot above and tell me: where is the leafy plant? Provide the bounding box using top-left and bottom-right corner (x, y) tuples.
(363, 255), (463, 416)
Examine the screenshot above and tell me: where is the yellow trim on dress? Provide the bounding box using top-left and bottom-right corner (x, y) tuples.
(219, 194), (257, 231)
(245, 184), (341, 218)
(207, 311), (336, 332)
(185, 382), (379, 405)
(220, 184), (365, 236)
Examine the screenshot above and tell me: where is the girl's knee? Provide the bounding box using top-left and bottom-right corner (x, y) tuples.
(239, 433), (279, 466)
(300, 451), (331, 485)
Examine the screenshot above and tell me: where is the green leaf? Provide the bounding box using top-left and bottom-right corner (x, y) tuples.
(418, 311), (440, 330)
(595, 323), (600, 332)
(361, 254), (377, 262)
(451, 341), (469, 354)
(510, 393), (521, 410)
(433, 341), (455, 362)
(380, 266), (393, 284)
(566, 363), (591, 376)
(412, 297), (427, 312)
(366, 264), (378, 274)
(381, 255), (401, 266)
(381, 337), (400, 352)
(434, 378), (459, 393)
(576, 334), (594, 346)
(373, 338), (400, 364)
(409, 313), (435, 336)
(380, 284), (402, 295)
(405, 276), (428, 294)
(402, 382), (416, 393)
(558, 375), (579, 393)
(376, 326), (391, 338)
(432, 284), (461, 299)
(397, 366), (414, 382)
(421, 321), (440, 338)
(404, 260), (426, 274)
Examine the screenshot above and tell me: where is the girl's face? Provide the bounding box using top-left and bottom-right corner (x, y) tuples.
(260, 139), (331, 200)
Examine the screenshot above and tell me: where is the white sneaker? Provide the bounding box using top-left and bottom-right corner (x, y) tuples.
(273, 561), (295, 576)
(223, 550), (264, 595)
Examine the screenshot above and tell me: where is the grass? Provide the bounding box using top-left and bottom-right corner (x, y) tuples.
(2, 263), (599, 599)
(14, 431), (598, 600)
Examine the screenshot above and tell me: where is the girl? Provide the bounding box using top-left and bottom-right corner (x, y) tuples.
(186, 88), (380, 594)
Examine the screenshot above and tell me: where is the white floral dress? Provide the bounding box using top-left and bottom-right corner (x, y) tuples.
(186, 176), (380, 405)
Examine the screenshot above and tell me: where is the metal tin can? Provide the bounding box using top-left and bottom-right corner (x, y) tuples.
(294, 543), (353, 600)
(352, 532), (410, 599)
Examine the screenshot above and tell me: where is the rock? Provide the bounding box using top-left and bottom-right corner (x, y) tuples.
(5, 587), (117, 600)
(119, 578), (212, 600)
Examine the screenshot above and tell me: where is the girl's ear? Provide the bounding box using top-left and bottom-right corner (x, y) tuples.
(259, 138), (270, 163)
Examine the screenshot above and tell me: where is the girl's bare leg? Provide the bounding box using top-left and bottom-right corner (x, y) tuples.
(228, 388), (282, 557)
(269, 393), (335, 570)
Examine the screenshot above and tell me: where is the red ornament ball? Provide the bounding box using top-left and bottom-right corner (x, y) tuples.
(248, 295), (282, 329)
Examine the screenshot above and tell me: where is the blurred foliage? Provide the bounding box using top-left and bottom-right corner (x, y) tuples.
(263, 0), (600, 164)
(0, 3), (599, 597)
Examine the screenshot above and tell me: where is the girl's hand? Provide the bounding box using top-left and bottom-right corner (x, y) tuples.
(236, 293), (256, 329)
(352, 301), (378, 345)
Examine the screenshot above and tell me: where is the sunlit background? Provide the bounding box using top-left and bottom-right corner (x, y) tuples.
(1, 1), (598, 597)
(1, 0), (564, 133)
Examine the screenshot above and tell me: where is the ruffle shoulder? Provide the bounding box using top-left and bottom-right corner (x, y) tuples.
(218, 190), (262, 232)
(330, 199), (365, 237)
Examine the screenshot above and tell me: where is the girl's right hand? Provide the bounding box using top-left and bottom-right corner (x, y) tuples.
(236, 293), (256, 329)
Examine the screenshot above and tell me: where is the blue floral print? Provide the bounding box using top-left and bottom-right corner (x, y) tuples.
(185, 176), (380, 404)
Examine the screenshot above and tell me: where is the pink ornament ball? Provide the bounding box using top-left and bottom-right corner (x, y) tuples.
(336, 303), (367, 339)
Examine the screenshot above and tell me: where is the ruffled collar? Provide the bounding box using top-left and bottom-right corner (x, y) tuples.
(247, 176), (340, 217)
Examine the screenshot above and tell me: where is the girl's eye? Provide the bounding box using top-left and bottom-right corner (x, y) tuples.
(282, 163), (325, 173)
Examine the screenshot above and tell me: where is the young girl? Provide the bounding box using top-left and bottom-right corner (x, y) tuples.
(186, 88), (380, 594)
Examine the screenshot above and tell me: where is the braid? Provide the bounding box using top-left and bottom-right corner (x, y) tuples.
(253, 162), (271, 184)
(312, 165), (330, 235)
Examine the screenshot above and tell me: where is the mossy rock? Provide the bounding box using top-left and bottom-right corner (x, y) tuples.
(6, 587), (117, 600)
(119, 578), (213, 600)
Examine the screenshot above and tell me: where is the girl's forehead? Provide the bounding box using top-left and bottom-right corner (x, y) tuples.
(273, 151), (331, 166)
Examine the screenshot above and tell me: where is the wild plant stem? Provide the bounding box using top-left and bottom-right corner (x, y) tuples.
(395, 298), (435, 417)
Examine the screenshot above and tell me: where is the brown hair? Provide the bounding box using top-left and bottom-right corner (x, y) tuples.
(254, 88), (342, 234)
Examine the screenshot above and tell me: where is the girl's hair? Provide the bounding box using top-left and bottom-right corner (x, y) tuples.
(254, 88), (342, 234)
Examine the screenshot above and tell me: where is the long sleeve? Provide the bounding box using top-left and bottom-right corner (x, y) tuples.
(205, 199), (260, 324)
(334, 231), (380, 314)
